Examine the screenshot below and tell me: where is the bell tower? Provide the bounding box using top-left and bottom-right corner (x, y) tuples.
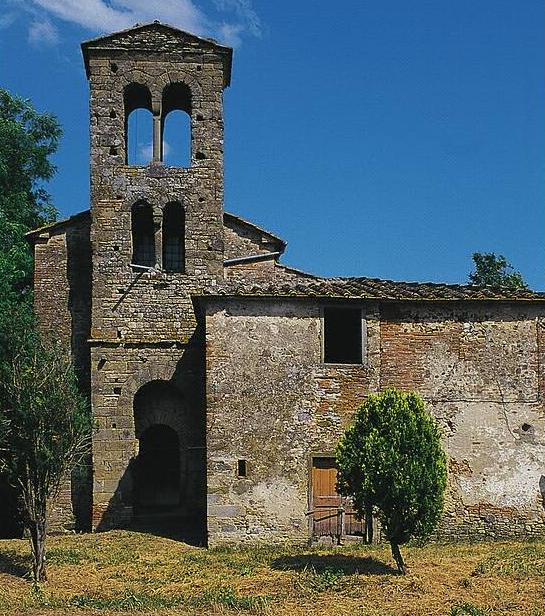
(81, 23), (232, 533)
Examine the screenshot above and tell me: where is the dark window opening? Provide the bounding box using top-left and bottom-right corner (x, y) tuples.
(124, 83), (153, 165)
(237, 459), (247, 477)
(162, 202), (185, 273)
(323, 307), (362, 364)
(131, 201), (155, 267)
(161, 83), (191, 166)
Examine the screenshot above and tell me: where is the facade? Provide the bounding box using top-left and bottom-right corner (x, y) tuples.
(23, 23), (545, 545)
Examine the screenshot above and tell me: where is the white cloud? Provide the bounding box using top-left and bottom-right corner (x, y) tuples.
(214, 0), (261, 37)
(137, 140), (171, 162)
(15, 0), (261, 46)
(28, 18), (59, 45)
(0, 13), (17, 29)
(31, 0), (207, 36)
(217, 22), (244, 48)
(138, 142), (153, 162)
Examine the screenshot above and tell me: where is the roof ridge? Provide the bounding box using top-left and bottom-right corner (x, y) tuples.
(224, 212), (286, 247)
(81, 21), (230, 50)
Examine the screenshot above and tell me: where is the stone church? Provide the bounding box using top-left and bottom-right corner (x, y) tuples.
(21, 22), (545, 545)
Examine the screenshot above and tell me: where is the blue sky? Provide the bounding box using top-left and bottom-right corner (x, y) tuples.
(1, 0), (543, 288)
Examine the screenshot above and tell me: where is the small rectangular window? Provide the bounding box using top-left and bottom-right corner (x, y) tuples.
(323, 307), (363, 364)
(237, 459), (247, 477)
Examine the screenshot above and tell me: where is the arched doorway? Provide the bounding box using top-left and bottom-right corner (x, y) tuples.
(135, 424), (180, 510)
(132, 380), (206, 544)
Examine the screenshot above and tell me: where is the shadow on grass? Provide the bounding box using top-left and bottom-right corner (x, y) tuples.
(0, 549), (30, 578)
(271, 553), (397, 576)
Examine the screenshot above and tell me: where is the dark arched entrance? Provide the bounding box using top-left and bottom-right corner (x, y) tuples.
(135, 424), (180, 510)
(132, 380), (206, 544)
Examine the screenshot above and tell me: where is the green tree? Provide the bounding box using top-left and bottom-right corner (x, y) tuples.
(0, 89), (91, 582)
(0, 339), (92, 582)
(468, 252), (528, 290)
(0, 88), (61, 357)
(336, 389), (447, 574)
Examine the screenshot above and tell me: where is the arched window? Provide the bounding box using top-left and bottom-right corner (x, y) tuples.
(161, 83), (191, 167)
(131, 201), (155, 267)
(124, 83), (153, 165)
(162, 202), (185, 273)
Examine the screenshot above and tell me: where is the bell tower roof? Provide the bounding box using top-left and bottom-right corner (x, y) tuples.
(81, 21), (232, 86)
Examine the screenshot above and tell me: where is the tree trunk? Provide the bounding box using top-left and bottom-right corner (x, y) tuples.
(29, 516), (47, 582)
(390, 541), (407, 575)
(365, 506), (373, 544)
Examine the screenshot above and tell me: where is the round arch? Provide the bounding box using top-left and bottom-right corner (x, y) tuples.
(133, 380), (185, 512)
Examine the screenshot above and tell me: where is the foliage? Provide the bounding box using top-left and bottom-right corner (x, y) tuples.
(468, 252), (528, 290)
(0, 338), (92, 581)
(0, 88), (61, 363)
(336, 388), (447, 574)
(0, 89), (78, 582)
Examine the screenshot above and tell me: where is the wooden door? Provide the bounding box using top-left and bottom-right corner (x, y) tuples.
(311, 457), (364, 537)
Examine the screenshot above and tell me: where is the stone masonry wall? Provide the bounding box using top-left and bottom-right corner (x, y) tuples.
(90, 340), (205, 529)
(86, 27), (230, 530)
(223, 215), (283, 260)
(204, 298), (545, 544)
(32, 214), (92, 532)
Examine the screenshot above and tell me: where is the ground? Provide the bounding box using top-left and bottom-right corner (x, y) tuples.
(0, 532), (543, 615)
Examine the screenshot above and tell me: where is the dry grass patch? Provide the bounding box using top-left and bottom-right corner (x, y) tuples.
(0, 531), (544, 616)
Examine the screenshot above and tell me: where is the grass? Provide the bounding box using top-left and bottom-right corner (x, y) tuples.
(0, 531), (544, 615)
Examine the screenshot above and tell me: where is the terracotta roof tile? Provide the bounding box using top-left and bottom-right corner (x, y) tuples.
(201, 276), (545, 301)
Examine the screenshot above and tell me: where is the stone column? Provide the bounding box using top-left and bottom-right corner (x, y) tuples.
(153, 114), (162, 163)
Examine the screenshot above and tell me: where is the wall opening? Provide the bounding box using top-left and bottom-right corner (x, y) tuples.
(135, 424), (180, 510)
(162, 111), (191, 167)
(237, 459), (247, 477)
(323, 307), (362, 364)
(131, 201), (155, 267)
(161, 83), (191, 166)
(132, 380), (206, 545)
(124, 83), (153, 165)
(162, 202), (185, 273)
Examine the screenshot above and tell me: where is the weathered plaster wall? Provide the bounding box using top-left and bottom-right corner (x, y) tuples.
(380, 302), (545, 539)
(205, 299), (380, 543)
(205, 299), (545, 544)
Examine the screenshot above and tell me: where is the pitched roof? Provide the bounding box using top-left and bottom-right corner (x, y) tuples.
(26, 210), (543, 302)
(200, 276), (545, 302)
(25, 210), (285, 247)
(81, 21), (232, 85)
(25, 211), (91, 239)
(223, 212), (286, 250)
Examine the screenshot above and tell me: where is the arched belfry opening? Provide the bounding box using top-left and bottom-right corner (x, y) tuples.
(161, 83), (191, 167)
(131, 200), (155, 267)
(163, 201), (185, 272)
(124, 83), (153, 165)
(132, 380), (206, 544)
